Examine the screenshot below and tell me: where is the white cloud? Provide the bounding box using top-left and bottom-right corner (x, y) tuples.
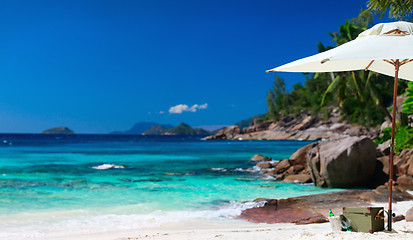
(159, 111), (164, 114)
(198, 103), (208, 109)
(188, 104), (199, 112)
(169, 103), (208, 114)
(169, 104), (189, 114)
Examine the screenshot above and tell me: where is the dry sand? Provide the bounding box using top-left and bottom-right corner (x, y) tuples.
(65, 219), (412, 240)
(49, 201), (413, 240)
(123, 220), (413, 240)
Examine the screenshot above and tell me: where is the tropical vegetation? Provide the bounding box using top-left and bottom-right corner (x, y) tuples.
(266, 10), (406, 126)
(377, 82), (413, 153)
(266, 5), (413, 151)
(367, 0), (413, 20)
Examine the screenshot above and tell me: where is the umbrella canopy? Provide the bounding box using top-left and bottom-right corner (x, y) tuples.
(266, 21), (413, 231)
(267, 21), (413, 81)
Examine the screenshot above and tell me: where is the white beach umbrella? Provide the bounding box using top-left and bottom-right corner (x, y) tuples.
(266, 21), (413, 231)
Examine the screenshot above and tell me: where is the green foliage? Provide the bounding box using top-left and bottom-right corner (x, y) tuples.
(319, 9), (409, 126)
(374, 127), (392, 145)
(318, 10), (395, 126)
(402, 82), (413, 114)
(328, 9), (372, 46)
(236, 114), (266, 128)
(395, 125), (413, 153)
(374, 125), (413, 153)
(266, 76), (286, 121)
(266, 9), (408, 127)
(368, 0), (413, 20)
(266, 73), (331, 121)
(393, 82), (413, 152)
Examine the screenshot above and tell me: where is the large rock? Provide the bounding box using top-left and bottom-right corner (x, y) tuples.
(377, 140), (391, 156)
(377, 145), (413, 189)
(397, 175), (413, 190)
(283, 174), (312, 183)
(290, 143), (316, 166)
(256, 162), (273, 169)
(306, 136), (377, 188)
(377, 155), (390, 175)
(240, 190), (374, 225)
(239, 197), (328, 224)
(250, 154), (271, 162)
(395, 148), (413, 176)
(274, 159), (291, 173)
(259, 144), (313, 183)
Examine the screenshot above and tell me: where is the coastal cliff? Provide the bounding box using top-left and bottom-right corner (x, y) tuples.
(204, 110), (379, 141)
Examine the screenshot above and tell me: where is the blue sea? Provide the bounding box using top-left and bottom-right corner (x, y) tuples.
(0, 134), (339, 239)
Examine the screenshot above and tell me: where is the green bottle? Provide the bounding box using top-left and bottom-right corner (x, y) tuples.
(329, 209), (334, 217)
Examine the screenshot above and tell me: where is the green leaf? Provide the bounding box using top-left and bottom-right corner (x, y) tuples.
(321, 75), (342, 106)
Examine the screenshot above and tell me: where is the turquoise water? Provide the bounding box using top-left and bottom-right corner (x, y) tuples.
(0, 134), (339, 238)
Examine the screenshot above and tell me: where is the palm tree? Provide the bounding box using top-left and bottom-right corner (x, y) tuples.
(319, 9), (401, 125)
(367, 0), (413, 21)
(320, 10), (371, 107)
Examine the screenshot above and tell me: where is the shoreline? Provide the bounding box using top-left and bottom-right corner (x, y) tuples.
(29, 190), (413, 240)
(2, 134), (412, 240)
(42, 200), (413, 240)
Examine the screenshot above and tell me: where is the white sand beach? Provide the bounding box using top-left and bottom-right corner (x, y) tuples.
(49, 218), (413, 240)
(124, 221), (413, 240)
(46, 201), (413, 240)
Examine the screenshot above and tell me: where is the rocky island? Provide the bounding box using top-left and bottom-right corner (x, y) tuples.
(42, 126), (75, 134)
(111, 122), (210, 135)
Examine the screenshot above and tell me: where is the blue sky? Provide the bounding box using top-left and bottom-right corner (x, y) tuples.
(0, 0), (383, 133)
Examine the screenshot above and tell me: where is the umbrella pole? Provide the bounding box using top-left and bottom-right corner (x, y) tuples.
(388, 60), (400, 231)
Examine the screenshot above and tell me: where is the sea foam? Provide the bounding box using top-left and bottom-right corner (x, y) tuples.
(91, 164), (125, 170)
(0, 201), (265, 239)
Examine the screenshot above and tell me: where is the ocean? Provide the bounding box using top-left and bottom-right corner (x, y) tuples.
(0, 134), (339, 239)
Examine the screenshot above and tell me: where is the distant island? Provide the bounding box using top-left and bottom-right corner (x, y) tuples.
(42, 126), (75, 134)
(110, 122), (210, 135)
(110, 122), (174, 135)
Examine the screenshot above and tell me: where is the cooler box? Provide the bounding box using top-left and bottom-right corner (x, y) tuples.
(342, 207), (384, 233)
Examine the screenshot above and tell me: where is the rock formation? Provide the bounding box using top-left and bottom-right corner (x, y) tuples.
(242, 120), (274, 134)
(204, 110), (379, 141)
(377, 147), (413, 190)
(253, 146), (312, 184)
(306, 136), (377, 188)
(204, 125), (241, 140)
(250, 154), (272, 162)
(251, 135), (413, 190)
(239, 190), (413, 224)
